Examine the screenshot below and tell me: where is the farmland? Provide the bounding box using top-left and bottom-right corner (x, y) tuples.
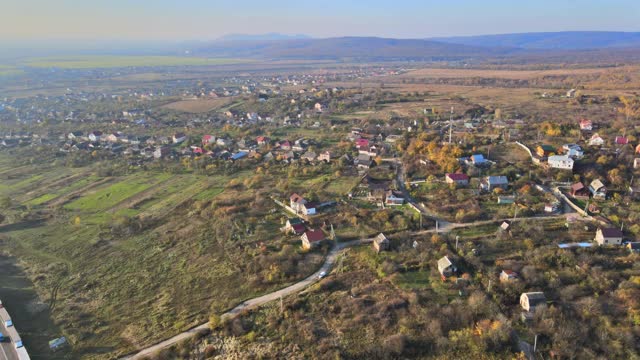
(22, 56), (251, 69)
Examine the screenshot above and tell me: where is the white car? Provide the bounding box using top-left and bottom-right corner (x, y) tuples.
(318, 271), (327, 279)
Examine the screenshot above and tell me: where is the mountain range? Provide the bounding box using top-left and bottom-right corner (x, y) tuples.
(431, 31), (640, 50)
(193, 31), (640, 62)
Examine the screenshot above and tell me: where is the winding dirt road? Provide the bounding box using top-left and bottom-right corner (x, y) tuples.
(121, 239), (372, 360)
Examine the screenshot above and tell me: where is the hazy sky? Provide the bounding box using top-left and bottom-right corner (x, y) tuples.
(2, 0), (640, 41)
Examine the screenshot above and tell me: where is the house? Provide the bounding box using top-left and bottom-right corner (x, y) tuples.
(67, 131), (83, 140)
(373, 233), (390, 253)
(481, 176), (509, 192)
(536, 144), (556, 158)
(544, 203), (559, 213)
(500, 270), (519, 282)
(88, 131), (103, 142)
(615, 136), (629, 145)
(301, 151), (317, 162)
(314, 103), (324, 113)
(567, 88), (576, 97)
(579, 119), (593, 131)
(626, 242), (640, 253)
(445, 173), (470, 186)
(285, 218), (306, 235)
(548, 155), (574, 170)
(105, 132), (123, 143)
(256, 136), (270, 146)
(355, 138), (369, 149)
(470, 154), (487, 166)
(437, 256), (457, 278)
(216, 138), (232, 147)
(588, 179), (607, 200)
(385, 190), (404, 206)
(281, 151), (296, 162)
(588, 133), (605, 146)
(301, 229), (326, 249)
(520, 292), (546, 312)
(318, 151), (331, 163)
(634, 158), (640, 169)
(570, 182), (590, 198)
(357, 154), (373, 169)
(173, 133), (187, 144)
(230, 151), (248, 161)
(191, 146), (204, 154)
(153, 146), (170, 159)
(202, 134), (216, 145)
(290, 193), (307, 212)
(292, 139), (308, 152)
(594, 227), (624, 246)
(562, 143), (584, 159)
(566, 147), (584, 159)
(280, 140), (292, 151)
(301, 202), (317, 216)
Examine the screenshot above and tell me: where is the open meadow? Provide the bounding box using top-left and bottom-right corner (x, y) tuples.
(0, 154), (330, 359)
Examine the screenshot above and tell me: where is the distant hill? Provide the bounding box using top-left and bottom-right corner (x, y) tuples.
(195, 37), (516, 60)
(431, 31), (640, 50)
(216, 33), (312, 42)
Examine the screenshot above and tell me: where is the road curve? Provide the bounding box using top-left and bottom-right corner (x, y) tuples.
(121, 238), (372, 360)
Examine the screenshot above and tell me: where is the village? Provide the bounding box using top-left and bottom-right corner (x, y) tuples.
(0, 61), (639, 360)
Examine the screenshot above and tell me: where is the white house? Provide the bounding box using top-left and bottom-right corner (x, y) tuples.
(594, 228), (623, 246)
(588, 133), (605, 146)
(579, 119), (593, 131)
(548, 155), (574, 170)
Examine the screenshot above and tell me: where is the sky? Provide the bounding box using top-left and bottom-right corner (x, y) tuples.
(2, 0), (640, 42)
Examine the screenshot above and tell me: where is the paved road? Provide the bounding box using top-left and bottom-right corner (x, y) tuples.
(0, 320), (18, 360)
(121, 238), (373, 360)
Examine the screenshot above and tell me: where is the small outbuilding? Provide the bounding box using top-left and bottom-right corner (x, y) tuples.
(372, 233), (390, 253)
(520, 292), (546, 312)
(437, 256), (457, 278)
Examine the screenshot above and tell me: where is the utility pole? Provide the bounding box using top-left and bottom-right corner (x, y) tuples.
(280, 295), (283, 315)
(449, 107), (453, 144)
(455, 235), (459, 250)
(533, 334), (538, 355)
(488, 279), (492, 292)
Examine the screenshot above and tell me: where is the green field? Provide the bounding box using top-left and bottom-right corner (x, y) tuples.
(0, 65), (23, 76)
(24, 56), (251, 69)
(64, 173), (171, 212)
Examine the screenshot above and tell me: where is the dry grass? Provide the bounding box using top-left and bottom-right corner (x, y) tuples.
(400, 67), (622, 80)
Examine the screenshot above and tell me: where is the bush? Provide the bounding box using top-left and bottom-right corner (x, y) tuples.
(209, 314), (222, 330)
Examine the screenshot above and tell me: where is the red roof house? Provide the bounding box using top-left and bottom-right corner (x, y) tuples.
(301, 229), (326, 249)
(355, 138), (370, 149)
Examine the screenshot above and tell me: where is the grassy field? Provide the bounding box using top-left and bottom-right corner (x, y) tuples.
(24, 56), (251, 69)
(64, 173), (171, 212)
(0, 155), (327, 358)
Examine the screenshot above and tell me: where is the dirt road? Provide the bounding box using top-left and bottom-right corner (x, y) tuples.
(121, 238), (372, 359)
